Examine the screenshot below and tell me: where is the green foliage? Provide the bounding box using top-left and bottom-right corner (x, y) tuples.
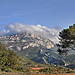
(57, 24), (75, 55)
(39, 65), (75, 74)
(0, 42), (23, 72)
(0, 42), (47, 72)
(17, 47), (40, 59)
(0, 41), (74, 74)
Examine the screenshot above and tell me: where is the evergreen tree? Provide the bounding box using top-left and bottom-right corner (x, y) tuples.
(57, 24), (75, 55)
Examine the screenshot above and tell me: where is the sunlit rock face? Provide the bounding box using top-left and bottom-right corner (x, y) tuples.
(0, 32), (54, 51)
(0, 24), (63, 66)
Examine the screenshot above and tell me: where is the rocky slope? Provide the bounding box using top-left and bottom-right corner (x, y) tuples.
(0, 32), (54, 51)
(0, 31), (65, 66)
(0, 24), (75, 68)
(0, 31), (75, 68)
(2, 24), (59, 44)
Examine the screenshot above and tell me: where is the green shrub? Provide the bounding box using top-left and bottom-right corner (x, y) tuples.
(0, 42), (24, 72)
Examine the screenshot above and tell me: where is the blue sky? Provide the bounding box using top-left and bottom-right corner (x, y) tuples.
(0, 0), (75, 31)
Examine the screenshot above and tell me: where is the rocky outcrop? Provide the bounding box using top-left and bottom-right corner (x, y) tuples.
(0, 32), (54, 51)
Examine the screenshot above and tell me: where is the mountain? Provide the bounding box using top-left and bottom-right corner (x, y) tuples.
(0, 42), (75, 74)
(0, 32), (54, 51)
(3, 24), (59, 44)
(0, 25), (75, 68)
(0, 42), (49, 73)
(0, 30), (64, 65)
(23, 25), (59, 44)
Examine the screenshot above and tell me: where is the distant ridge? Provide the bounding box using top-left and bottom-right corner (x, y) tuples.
(1, 23), (59, 44)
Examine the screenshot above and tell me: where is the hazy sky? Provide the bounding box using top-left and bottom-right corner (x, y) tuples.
(0, 0), (75, 30)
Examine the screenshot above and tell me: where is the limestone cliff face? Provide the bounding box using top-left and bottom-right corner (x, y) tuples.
(0, 32), (67, 66)
(0, 32), (54, 51)
(0, 31), (74, 67)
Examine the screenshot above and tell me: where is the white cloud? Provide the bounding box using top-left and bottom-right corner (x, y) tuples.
(0, 23), (59, 43)
(5, 23), (26, 33)
(37, 25), (42, 27)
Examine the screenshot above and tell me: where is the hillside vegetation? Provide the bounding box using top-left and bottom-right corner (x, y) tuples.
(0, 32), (65, 65)
(0, 42), (75, 74)
(0, 42), (25, 72)
(0, 32), (75, 67)
(0, 42), (47, 72)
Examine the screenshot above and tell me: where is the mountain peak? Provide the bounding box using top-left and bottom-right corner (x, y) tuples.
(1, 23), (59, 43)
(37, 25), (42, 27)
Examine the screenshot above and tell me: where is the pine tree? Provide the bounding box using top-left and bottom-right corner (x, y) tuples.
(57, 24), (75, 55)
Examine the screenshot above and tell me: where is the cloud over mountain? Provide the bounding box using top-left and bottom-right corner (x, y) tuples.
(0, 23), (59, 43)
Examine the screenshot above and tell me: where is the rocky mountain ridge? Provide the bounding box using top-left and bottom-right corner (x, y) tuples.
(0, 25), (75, 68)
(0, 31), (64, 66)
(0, 32), (54, 51)
(2, 24), (59, 44)
(0, 31), (74, 67)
